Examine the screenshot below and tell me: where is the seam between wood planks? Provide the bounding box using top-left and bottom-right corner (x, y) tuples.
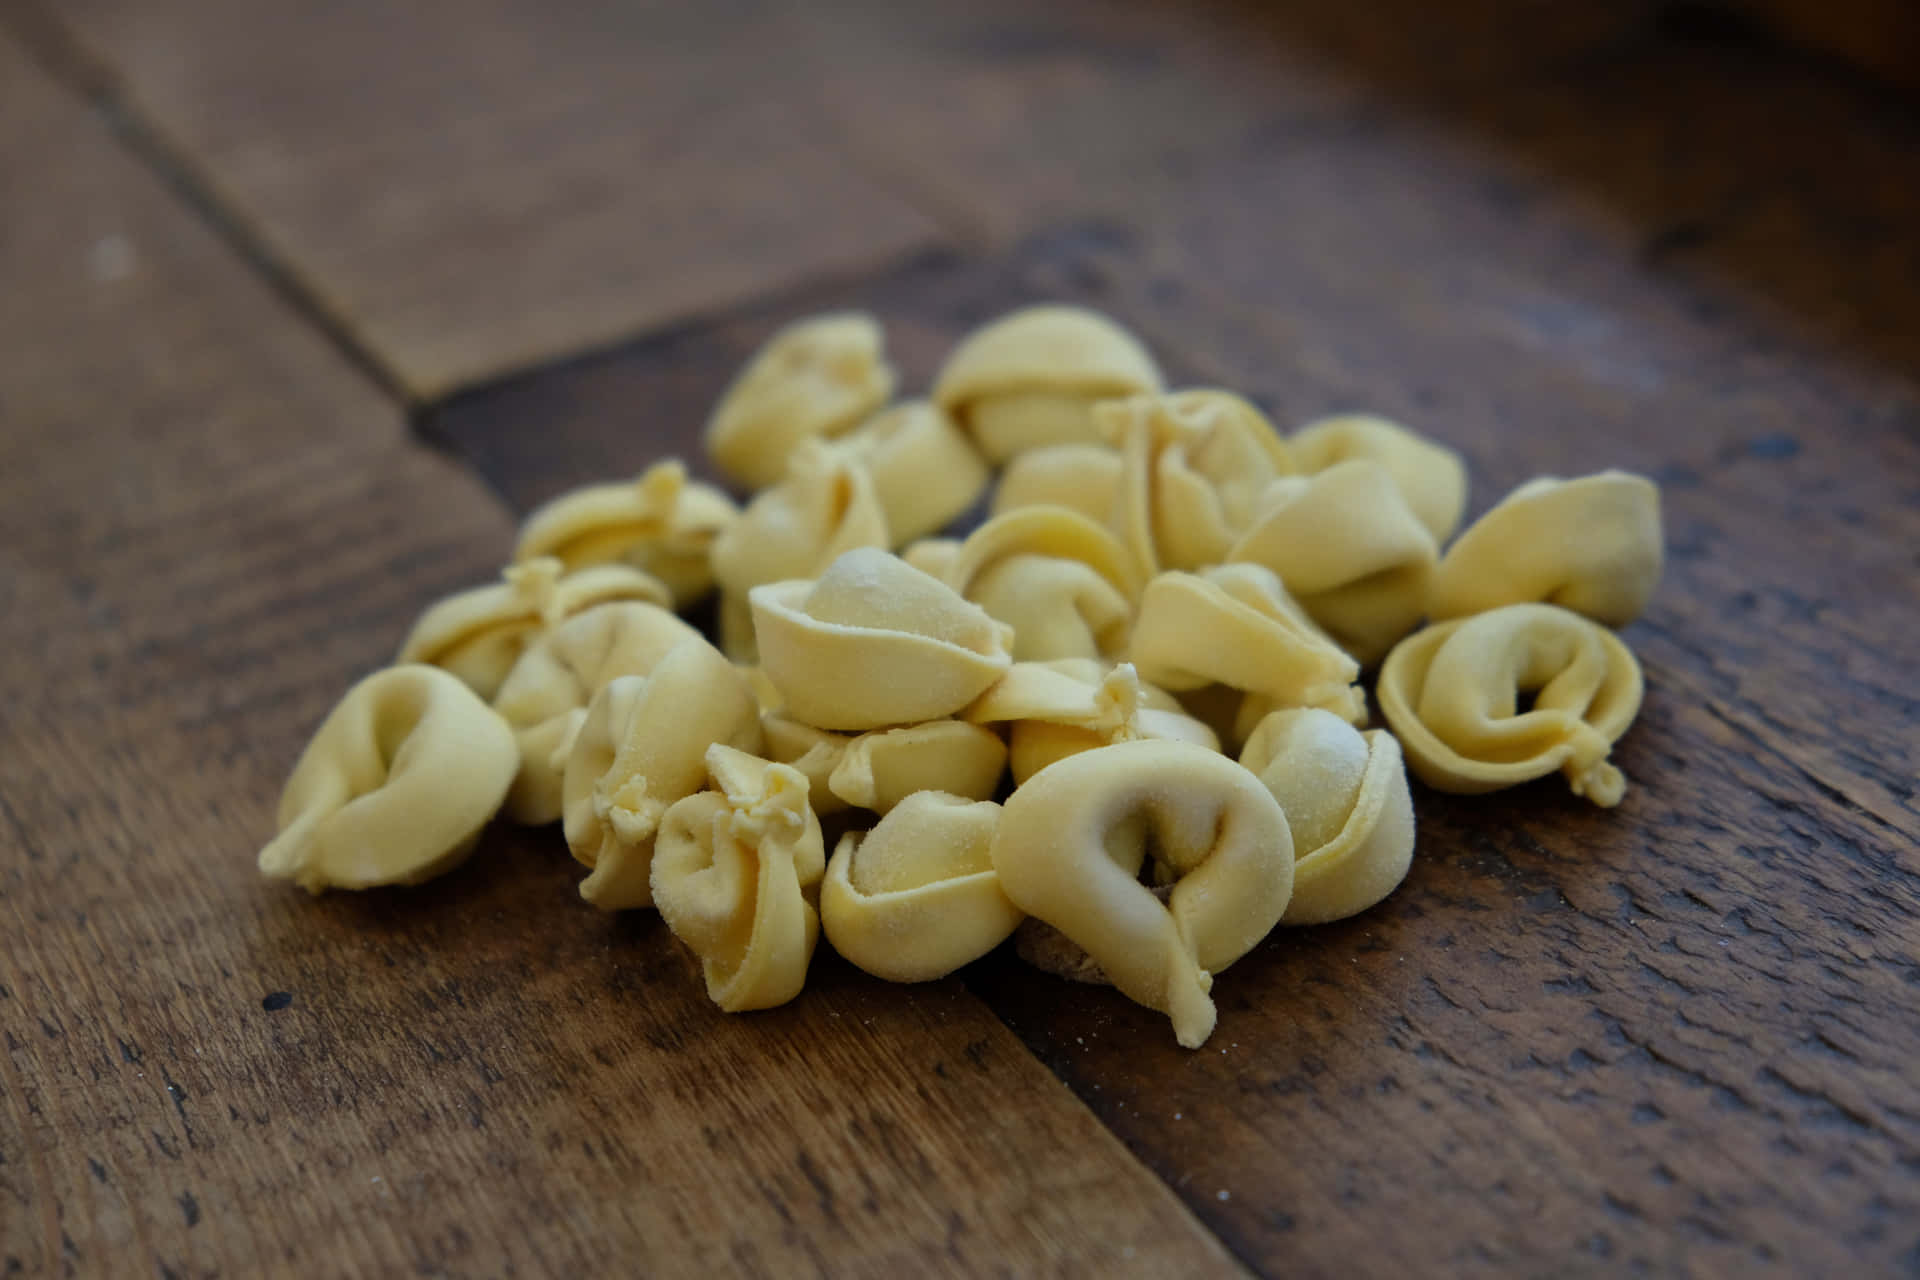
(0, 0), (411, 408)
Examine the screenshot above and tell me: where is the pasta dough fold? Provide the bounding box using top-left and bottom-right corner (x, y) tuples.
(396, 558), (671, 701)
(562, 637), (763, 909)
(826, 721), (1007, 814)
(964, 659), (1217, 785)
(705, 312), (896, 490)
(933, 305), (1163, 463)
(513, 460), (737, 606)
(1130, 564), (1364, 728)
(943, 506), (1141, 662)
(992, 443), (1123, 526)
(1228, 460), (1438, 664)
(1378, 603), (1643, 806)
(653, 745), (826, 1011)
(259, 665), (518, 893)
(1100, 389), (1295, 574)
(1428, 471), (1663, 625)
(751, 548), (1014, 731)
(1288, 414), (1469, 544)
(492, 602), (703, 825)
(1240, 709), (1416, 924)
(710, 441), (890, 661)
(821, 793), (1022, 983)
(829, 401), (989, 545)
(990, 740), (1294, 1048)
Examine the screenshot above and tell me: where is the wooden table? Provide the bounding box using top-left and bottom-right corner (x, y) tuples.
(3, 1), (1916, 1274)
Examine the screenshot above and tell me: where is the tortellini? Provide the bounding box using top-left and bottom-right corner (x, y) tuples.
(1289, 414), (1469, 544)
(900, 537), (962, 581)
(992, 443), (1123, 526)
(824, 721), (1007, 814)
(942, 506), (1141, 662)
(1428, 471), (1663, 626)
(1378, 603), (1643, 806)
(709, 441), (889, 661)
(513, 460), (737, 606)
(562, 637), (763, 909)
(830, 401), (990, 545)
(1101, 389), (1295, 575)
(491, 601), (703, 825)
(705, 312), (896, 490)
(1240, 709), (1416, 925)
(991, 740), (1294, 1049)
(964, 659), (1217, 785)
(1130, 564), (1364, 729)
(259, 666), (518, 893)
(1228, 459), (1439, 664)
(759, 712), (853, 817)
(933, 305), (1163, 463)
(396, 558), (671, 701)
(751, 548), (1015, 731)
(760, 714), (1005, 816)
(653, 745), (826, 1011)
(821, 792), (1022, 983)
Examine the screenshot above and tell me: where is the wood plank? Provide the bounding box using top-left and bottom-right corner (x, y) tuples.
(0, 32), (1241, 1279)
(427, 110), (1920, 1280)
(16, 0), (943, 399)
(955, 18), (1920, 1276)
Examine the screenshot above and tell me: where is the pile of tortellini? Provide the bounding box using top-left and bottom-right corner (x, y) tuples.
(258, 305), (1663, 1049)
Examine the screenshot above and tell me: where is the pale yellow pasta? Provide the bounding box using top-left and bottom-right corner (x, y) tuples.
(396, 558), (671, 701)
(830, 400), (990, 545)
(826, 720), (1007, 813)
(942, 506), (1142, 663)
(964, 660), (1218, 785)
(705, 312), (896, 490)
(1289, 414), (1469, 544)
(1130, 564), (1364, 726)
(990, 740), (1294, 1049)
(1428, 471), (1663, 626)
(991, 443), (1124, 527)
(1100, 389), (1295, 575)
(652, 745), (826, 1011)
(751, 548), (1014, 731)
(900, 537), (962, 581)
(491, 601), (702, 825)
(1378, 603), (1643, 807)
(709, 441), (890, 661)
(259, 665), (518, 893)
(822, 793), (1022, 983)
(562, 638), (763, 909)
(513, 460), (737, 607)
(1239, 709), (1416, 925)
(933, 305), (1163, 463)
(1228, 460), (1438, 664)
(739, 665), (785, 714)
(760, 712), (852, 817)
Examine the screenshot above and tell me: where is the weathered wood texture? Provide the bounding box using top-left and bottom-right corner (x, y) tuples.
(8, 0), (1920, 1274)
(0, 31), (1245, 1280)
(426, 31), (1920, 1278)
(14, 0), (942, 399)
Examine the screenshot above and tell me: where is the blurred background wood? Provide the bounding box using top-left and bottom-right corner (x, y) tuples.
(2, 0), (1917, 1274)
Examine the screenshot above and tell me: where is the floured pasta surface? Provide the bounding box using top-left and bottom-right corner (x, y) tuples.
(260, 666), (519, 893)
(1379, 603), (1643, 806)
(263, 300), (1663, 1050)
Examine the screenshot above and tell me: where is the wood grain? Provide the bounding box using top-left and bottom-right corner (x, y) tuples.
(15, 0), (943, 399)
(428, 158), (1920, 1280)
(0, 31), (1243, 1279)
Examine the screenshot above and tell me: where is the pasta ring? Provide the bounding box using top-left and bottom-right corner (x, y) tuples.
(990, 740), (1294, 1048)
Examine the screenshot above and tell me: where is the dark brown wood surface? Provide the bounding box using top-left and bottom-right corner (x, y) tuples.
(3, 0), (1918, 1275)
(0, 25), (1242, 1280)
(18, 0), (942, 399)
